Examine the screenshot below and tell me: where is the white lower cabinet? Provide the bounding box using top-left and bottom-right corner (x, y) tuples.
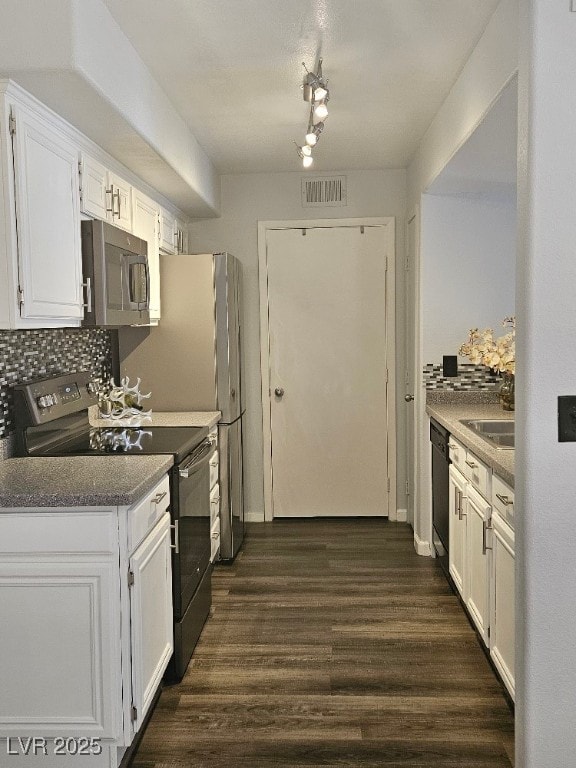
(0, 475), (172, 767)
(448, 464), (467, 597)
(465, 485), (491, 644)
(448, 438), (492, 645)
(129, 512), (173, 732)
(447, 432), (515, 701)
(491, 479), (515, 700)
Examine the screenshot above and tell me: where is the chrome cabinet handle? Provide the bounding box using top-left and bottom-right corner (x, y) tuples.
(114, 189), (121, 218)
(82, 277), (92, 313)
(153, 490), (167, 505)
(405, 394), (414, 402)
(106, 185), (115, 214)
(465, 459), (476, 469)
(495, 493), (513, 506)
(482, 519), (493, 554)
(170, 521), (179, 553)
(458, 490), (467, 520)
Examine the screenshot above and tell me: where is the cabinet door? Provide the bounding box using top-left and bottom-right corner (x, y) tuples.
(465, 486), (491, 645)
(108, 171), (132, 231)
(129, 513), (173, 733)
(159, 208), (176, 254)
(448, 465), (467, 598)
(132, 189), (161, 322)
(491, 516), (515, 699)
(80, 153), (110, 220)
(0, 558), (121, 736)
(11, 104), (83, 322)
(175, 218), (188, 254)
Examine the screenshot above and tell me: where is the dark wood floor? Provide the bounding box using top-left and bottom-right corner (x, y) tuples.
(132, 520), (514, 767)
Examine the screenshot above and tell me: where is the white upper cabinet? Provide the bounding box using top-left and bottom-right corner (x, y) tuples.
(107, 171), (132, 232)
(0, 82), (188, 329)
(2, 98), (84, 327)
(175, 217), (188, 254)
(80, 155), (132, 232)
(132, 189), (161, 323)
(159, 207), (177, 254)
(79, 154), (109, 220)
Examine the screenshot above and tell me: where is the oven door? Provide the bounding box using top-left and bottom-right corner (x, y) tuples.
(172, 439), (214, 620)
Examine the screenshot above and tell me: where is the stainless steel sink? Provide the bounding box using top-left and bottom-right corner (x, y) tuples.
(459, 419), (515, 450)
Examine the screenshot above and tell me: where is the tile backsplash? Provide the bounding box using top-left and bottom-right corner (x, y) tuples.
(423, 362), (499, 391)
(0, 328), (112, 438)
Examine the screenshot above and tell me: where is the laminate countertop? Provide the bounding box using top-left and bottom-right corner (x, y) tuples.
(0, 455), (174, 508)
(426, 394), (514, 487)
(88, 407), (221, 429)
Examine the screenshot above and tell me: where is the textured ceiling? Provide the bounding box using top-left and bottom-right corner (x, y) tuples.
(103, 0), (501, 174)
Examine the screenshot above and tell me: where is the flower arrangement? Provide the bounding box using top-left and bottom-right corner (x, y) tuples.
(459, 316), (515, 375)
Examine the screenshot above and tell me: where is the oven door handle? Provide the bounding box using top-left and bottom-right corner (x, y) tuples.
(179, 440), (214, 478)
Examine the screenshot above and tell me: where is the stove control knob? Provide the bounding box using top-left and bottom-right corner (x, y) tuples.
(37, 394), (55, 409)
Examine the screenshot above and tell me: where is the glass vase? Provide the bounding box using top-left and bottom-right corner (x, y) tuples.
(499, 372), (515, 411)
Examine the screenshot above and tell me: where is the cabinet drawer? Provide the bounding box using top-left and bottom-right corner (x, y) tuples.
(210, 451), (219, 490)
(463, 450), (490, 500)
(128, 475), (170, 554)
(210, 516), (221, 562)
(210, 483), (220, 528)
(448, 437), (467, 474)
(492, 474), (514, 529)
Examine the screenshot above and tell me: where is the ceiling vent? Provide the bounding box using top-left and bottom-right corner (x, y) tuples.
(301, 176), (347, 207)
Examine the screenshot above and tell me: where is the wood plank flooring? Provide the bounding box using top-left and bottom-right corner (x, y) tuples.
(131, 519), (514, 768)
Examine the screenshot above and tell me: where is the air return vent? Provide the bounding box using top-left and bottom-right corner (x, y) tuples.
(301, 176), (347, 207)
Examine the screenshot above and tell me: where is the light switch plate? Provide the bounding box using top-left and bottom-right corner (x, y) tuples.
(558, 396), (576, 441)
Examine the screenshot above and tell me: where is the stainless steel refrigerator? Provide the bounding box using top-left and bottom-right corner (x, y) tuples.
(118, 252), (245, 560)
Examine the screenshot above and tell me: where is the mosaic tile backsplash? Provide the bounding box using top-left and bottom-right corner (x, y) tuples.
(423, 362), (500, 391)
(0, 329), (112, 438)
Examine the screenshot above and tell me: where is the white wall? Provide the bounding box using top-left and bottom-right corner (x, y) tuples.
(407, 0), (518, 209)
(188, 169), (407, 520)
(516, 2), (576, 764)
(407, 0), (518, 553)
(421, 192), (516, 363)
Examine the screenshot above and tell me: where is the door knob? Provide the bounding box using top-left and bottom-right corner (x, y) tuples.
(405, 394), (414, 402)
(274, 388), (284, 398)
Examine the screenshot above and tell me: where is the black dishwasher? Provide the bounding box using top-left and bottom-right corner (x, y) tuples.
(430, 418), (450, 576)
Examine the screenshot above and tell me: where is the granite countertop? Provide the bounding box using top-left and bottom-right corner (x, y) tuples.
(88, 406), (221, 430)
(426, 391), (514, 487)
(0, 455), (174, 508)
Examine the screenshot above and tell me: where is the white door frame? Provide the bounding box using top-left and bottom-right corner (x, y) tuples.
(258, 217), (396, 522)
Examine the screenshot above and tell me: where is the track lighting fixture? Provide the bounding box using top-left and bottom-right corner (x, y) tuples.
(295, 142), (314, 168)
(295, 59), (330, 168)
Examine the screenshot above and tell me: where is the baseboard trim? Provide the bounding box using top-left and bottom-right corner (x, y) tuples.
(245, 511), (265, 523)
(396, 508), (408, 522)
(414, 534), (432, 557)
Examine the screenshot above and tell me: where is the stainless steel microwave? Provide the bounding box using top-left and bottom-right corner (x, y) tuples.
(81, 220), (150, 327)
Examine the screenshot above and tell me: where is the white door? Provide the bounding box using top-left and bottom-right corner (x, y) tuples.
(265, 224), (392, 518)
(405, 213), (418, 527)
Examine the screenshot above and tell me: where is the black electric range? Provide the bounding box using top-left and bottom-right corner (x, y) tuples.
(13, 371), (215, 682)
